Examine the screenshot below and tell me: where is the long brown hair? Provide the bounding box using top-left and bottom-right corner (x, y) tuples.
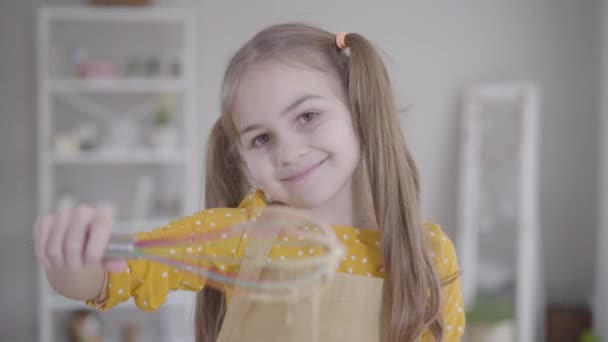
(196, 23), (445, 341)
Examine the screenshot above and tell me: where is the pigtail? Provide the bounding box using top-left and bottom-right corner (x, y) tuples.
(195, 119), (248, 342)
(203, 118), (249, 208)
(343, 33), (444, 341)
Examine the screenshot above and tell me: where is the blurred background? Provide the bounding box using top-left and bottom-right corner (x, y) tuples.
(0, 0), (605, 341)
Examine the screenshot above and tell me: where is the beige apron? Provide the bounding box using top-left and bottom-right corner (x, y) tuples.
(216, 228), (390, 342)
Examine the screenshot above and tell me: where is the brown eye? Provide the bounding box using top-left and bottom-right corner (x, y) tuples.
(251, 134), (270, 148)
(297, 112), (318, 124)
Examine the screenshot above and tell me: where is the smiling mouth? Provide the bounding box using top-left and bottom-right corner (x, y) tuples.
(281, 158), (328, 182)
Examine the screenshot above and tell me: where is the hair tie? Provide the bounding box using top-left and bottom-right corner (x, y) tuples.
(336, 32), (348, 50)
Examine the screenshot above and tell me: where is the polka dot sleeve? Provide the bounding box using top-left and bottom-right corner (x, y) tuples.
(423, 223), (466, 341)
(86, 207), (252, 312)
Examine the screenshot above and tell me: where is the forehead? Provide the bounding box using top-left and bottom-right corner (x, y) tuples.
(231, 60), (345, 128)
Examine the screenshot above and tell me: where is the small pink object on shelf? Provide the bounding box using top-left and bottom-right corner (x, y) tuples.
(78, 60), (119, 79)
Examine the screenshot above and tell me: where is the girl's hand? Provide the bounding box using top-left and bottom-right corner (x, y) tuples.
(33, 204), (127, 273)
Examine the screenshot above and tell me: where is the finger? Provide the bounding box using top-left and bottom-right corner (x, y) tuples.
(84, 208), (113, 266)
(34, 215), (55, 269)
(45, 209), (71, 269)
(64, 204), (96, 271)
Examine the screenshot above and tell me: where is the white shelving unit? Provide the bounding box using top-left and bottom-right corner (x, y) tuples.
(36, 6), (198, 342)
(51, 149), (189, 164)
(48, 78), (186, 93)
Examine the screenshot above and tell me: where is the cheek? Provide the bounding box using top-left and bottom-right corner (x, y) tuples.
(315, 114), (360, 154)
(243, 154), (271, 183)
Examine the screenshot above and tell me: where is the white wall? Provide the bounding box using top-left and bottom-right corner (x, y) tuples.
(0, 1), (41, 341)
(594, 1), (608, 339)
(0, 0), (601, 340)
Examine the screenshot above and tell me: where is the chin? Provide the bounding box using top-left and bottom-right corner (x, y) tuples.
(281, 183), (341, 209)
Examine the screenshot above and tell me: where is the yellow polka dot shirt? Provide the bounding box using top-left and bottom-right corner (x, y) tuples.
(87, 190), (465, 340)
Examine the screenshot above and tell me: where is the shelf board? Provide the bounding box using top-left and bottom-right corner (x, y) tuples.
(51, 149), (188, 165)
(41, 6), (193, 23)
(47, 78), (186, 93)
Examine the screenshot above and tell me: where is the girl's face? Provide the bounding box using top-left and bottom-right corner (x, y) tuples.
(232, 61), (360, 209)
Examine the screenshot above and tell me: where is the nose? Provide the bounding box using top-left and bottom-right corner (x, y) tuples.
(275, 136), (309, 167)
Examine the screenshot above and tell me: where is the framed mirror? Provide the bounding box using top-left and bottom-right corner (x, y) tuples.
(456, 82), (544, 342)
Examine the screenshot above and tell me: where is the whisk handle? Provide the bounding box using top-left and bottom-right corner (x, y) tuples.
(105, 234), (136, 259)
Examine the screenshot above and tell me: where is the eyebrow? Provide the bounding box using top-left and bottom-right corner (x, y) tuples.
(237, 94), (324, 137)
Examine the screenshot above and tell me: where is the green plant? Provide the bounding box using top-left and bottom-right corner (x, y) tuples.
(152, 107), (171, 126)
(580, 329), (602, 342)
(151, 94), (177, 126)
(466, 293), (513, 326)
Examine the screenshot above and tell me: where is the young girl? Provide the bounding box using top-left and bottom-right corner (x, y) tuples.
(33, 23), (465, 341)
